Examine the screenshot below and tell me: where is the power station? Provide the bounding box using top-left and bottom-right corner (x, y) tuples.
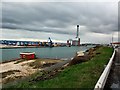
(67, 25), (80, 46)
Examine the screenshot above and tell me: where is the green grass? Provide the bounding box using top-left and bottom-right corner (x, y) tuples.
(8, 46), (113, 88)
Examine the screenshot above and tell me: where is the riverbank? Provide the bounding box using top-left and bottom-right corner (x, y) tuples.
(4, 46), (113, 88)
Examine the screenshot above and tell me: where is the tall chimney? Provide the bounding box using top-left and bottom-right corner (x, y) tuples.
(76, 25), (79, 38)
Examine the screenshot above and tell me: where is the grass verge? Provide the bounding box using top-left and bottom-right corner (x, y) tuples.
(7, 46), (113, 88)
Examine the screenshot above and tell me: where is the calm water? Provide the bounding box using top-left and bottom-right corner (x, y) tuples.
(1, 46), (94, 62)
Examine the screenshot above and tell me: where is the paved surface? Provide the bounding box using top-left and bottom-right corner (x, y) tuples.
(104, 47), (120, 89)
(43, 60), (71, 72)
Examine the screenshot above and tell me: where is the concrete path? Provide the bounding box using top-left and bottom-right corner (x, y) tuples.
(105, 47), (120, 89)
(43, 60), (71, 72)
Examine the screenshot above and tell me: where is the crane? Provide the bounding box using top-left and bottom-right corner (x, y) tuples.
(48, 37), (53, 47)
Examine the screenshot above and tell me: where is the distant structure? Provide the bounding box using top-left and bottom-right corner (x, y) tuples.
(76, 25), (79, 38)
(0, 40), (40, 46)
(48, 37), (53, 47)
(0, 39), (68, 47)
(111, 42), (120, 47)
(67, 39), (72, 47)
(67, 25), (80, 46)
(72, 38), (80, 46)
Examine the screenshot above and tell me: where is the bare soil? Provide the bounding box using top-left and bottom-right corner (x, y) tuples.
(0, 59), (62, 84)
(69, 46), (100, 66)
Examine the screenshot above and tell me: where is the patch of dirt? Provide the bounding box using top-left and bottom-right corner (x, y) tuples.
(2, 76), (23, 84)
(29, 62), (56, 69)
(1, 59), (63, 84)
(41, 63), (56, 68)
(1, 70), (20, 78)
(68, 55), (90, 66)
(69, 46), (101, 66)
(0, 60), (37, 84)
(28, 59), (62, 69)
(30, 67), (65, 82)
(14, 59), (27, 64)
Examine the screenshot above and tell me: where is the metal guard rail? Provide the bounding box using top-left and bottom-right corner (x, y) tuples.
(94, 49), (116, 90)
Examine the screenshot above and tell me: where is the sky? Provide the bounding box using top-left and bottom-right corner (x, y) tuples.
(1, 0), (119, 44)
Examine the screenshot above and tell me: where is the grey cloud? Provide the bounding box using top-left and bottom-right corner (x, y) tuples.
(2, 22), (72, 35)
(87, 24), (118, 34)
(1, 2), (118, 43)
(2, 17), (22, 24)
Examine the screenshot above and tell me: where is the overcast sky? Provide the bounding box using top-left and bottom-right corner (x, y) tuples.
(1, 0), (119, 44)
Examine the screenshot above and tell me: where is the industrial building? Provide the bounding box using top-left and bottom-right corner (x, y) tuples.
(67, 25), (80, 46)
(0, 40), (40, 46)
(111, 42), (120, 47)
(0, 37), (67, 47)
(72, 38), (80, 46)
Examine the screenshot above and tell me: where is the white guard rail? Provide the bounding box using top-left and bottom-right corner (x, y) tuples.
(94, 49), (116, 90)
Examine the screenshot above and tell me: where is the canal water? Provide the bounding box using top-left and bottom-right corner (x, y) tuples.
(1, 46), (94, 62)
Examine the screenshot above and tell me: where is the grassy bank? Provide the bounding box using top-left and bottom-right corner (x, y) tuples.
(8, 46), (113, 88)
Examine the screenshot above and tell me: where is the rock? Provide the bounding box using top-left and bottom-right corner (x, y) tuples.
(77, 51), (84, 57)
(68, 46), (101, 66)
(68, 55), (90, 66)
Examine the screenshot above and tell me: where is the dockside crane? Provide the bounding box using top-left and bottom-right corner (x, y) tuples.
(48, 37), (53, 47)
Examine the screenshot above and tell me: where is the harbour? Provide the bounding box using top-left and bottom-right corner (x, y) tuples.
(1, 46), (94, 62)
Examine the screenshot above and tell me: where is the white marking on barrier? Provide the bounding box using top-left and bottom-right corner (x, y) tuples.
(94, 49), (116, 90)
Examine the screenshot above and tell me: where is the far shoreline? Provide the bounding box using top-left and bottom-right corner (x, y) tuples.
(0, 45), (94, 49)
(0, 46), (55, 49)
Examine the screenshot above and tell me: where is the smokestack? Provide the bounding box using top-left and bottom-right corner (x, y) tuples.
(76, 25), (79, 38)
(78, 38), (80, 46)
